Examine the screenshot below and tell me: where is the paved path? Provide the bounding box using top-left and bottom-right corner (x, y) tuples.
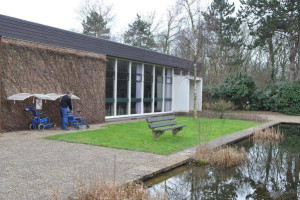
(0, 124), (166, 199)
(1, 112), (300, 199)
(225, 110), (300, 123)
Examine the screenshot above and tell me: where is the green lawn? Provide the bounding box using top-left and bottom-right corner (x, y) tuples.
(46, 117), (261, 155)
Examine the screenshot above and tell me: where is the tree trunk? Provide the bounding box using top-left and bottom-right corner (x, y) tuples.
(193, 61), (197, 120)
(289, 36), (299, 81)
(296, 35), (300, 81)
(267, 38), (276, 82)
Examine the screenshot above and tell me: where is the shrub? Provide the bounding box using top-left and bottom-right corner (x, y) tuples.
(253, 127), (283, 144)
(274, 82), (300, 115)
(202, 86), (213, 103)
(194, 144), (247, 168)
(259, 82), (289, 112)
(248, 89), (266, 111)
(207, 73), (300, 115)
(71, 182), (166, 200)
(209, 146), (247, 168)
(194, 143), (210, 164)
(251, 82), (300, 115)
(208, 100), (234, 119)
(211, 73), (256, 109)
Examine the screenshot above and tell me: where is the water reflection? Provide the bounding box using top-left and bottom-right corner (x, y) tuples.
(146, 124), (300, 200)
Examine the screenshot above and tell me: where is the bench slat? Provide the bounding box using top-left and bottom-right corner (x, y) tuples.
(153, 125), (185, 132)
(149, 120), (177, 129)
(146, 115), (175, 123)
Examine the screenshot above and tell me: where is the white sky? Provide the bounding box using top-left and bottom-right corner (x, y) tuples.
(0, 0), (239, 35)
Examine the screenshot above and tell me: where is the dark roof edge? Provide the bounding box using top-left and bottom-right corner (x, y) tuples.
(0, 14), (200, 69)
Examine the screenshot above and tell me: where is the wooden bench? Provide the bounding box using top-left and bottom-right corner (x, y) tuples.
(146, 115), (186, 140)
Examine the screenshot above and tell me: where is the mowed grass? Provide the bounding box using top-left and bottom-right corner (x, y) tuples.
(46, 117), (261, 155)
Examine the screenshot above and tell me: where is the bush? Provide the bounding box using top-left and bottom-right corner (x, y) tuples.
(208, 73), (300, 115)
(208, 100), (234, 119)
(248, 89), (266, 111)
(259, 82), (289, 112)
(251, 81), (300, 115)
(71, 182), (166, 200)
(210, 146), (247, 168)
(195, 143), (210, 163)
(253, 127), (283, 144)
(273, 82), (300, 115)
(211, 73), (256, 109)
(202, 86), (213, 109)
(194, 144), (247, 168)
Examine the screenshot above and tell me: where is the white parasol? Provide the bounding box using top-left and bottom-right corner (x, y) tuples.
(33, 94), (55, 101)
(8, 93), (81, 101)
(46, 93), (80, 100)
(7, 93), (33, 101)
(46, 93), (64, 100)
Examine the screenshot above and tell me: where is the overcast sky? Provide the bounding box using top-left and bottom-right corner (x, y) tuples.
(0, 0), (239, 35)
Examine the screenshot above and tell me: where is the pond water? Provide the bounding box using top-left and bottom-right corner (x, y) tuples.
(145, 124), (300, 200)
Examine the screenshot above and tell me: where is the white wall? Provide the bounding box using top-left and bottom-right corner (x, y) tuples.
(189, 79), (203, 111)
(173, 75), (203, 112)
(189, 81), (194, 111)
(173, 75), (190, 112)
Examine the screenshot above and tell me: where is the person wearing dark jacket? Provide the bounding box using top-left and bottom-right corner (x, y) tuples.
(60, 91), (73, 130)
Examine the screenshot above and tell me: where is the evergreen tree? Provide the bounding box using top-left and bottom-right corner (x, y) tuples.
(82, 11), (110, 39)
(240, 0), (300, 81)
(124, 14), (157, 50)
(204, 0), (240, 50)
(203, 0), (243, 73)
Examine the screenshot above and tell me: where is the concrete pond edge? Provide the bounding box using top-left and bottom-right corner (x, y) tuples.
(133, 120), (283, 184)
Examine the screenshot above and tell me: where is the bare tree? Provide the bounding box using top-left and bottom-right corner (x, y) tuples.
(146, 12), (161, 35)
(157, 5), (182, 54)
(178, 0), (204, 119)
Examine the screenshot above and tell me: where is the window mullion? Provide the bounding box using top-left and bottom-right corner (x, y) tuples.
(128, 61), (132, 115)
(162, 67), (166, 112)
(113, 59), (118, 116)
(152, 66), (155, 113)
(171, 68), (174, 112)
(141, 63), (144, 114)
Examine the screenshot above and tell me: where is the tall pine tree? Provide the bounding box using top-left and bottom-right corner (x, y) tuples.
(203, 0), (243, 74)
(82, 11), (110, 39)
(124, 14), (157, 50)
(240, 0), (300, 81)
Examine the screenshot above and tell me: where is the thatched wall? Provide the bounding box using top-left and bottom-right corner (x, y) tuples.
(0, 37), (106, 132)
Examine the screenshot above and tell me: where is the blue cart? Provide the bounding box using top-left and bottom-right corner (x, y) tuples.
(25, 106), (56, 131)
(68, 110), (89, 130)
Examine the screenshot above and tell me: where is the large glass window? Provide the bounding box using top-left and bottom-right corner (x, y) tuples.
(174, 68), (181, 75)
(154, 67), (163, 112)
(165, 68), (172, 112)
(144, 64), (153, 113)
(117, 60), (129, 115)
(182, 69), (189, 76)
(105, 57), (174, 117)
(105, 58), (115, 116)
(131, 62), (142, 114)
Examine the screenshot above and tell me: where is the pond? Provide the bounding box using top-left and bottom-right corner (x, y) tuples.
(145, 124), (300, 200)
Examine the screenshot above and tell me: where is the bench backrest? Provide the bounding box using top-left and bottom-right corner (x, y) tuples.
(146, 115), (177, 129)
(146, 115), (175, 123)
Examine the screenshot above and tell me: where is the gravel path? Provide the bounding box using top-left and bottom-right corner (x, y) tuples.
(0, 124), (166, 199)
(1, 112), (300, 199)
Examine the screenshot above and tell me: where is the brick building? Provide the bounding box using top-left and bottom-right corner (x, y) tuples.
(0, 14), (202, 132)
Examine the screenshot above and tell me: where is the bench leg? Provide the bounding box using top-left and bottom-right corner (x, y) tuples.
(153, 131), (164, 140)
(172, 128), (182, 136)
